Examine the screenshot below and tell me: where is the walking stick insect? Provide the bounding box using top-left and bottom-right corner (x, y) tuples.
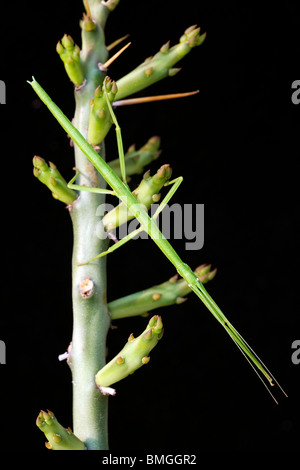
(28, 77), (287, 403)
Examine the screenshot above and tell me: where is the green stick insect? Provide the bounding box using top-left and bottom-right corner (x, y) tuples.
(28, 77), (287, 403)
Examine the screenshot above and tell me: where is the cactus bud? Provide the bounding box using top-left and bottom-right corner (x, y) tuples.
(115, 25), (206, 101)
(33, 156), (77, 205)
(88, 77), (118, 146)
(36, 410), (86, 450)
(102, 164), (172, 230)
(108, 136), (161, 178)
(56, 35), (84, 87)
(95, 316), (164, 391)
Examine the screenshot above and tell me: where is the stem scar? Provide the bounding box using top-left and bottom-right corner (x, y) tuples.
(79, 277), (94, 298)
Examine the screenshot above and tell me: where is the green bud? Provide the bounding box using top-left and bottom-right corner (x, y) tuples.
(61, 34), (74, 50)
(169, 67), (181, 77)
(143, 328), (153, 341)
(152, 193), (161, 202)
(36, 410), (86, 450)
(102, 164), (172, 230)
(115, 25), (206, 101)
(33, 156), (77, 205)
(195, 264), (217, 283)
(160, 41), (170, 54)
(56, 41), (64, 55)
(108, 265), (217, 320)
(56, 35), (85, 87)
(108, 136), (161, 178)
(80, 13), (96, 32)
(95, 315), (163, 391)
(88, 76), (118, 146)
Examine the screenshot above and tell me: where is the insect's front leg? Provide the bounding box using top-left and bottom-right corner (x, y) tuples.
(67, 168), (117, 196)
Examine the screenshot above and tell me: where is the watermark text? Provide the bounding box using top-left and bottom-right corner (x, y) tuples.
(95, 202), (204, 251)
(291, 80), (300, 105)
(0, 340), (6, 364)
(0, 80), (5, 104)
(291, 340), (300, 365)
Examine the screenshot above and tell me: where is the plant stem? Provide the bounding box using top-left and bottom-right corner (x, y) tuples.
(64, 1), (115, 449)
(68, 79), (110, 450)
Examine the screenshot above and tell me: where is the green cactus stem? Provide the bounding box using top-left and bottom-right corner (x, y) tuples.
(108, 136), (161, 178)
(64, 2), (115, 451)
(36, 410), (86, 450)
(85, 24), (206, 147)
(84, 0), (120, 31)
(102, 0), (120, 12)
(102, 164), (172, 230)
(33, 156), (77, 205)
(115, 25), (206, 101)
(88, 77), (118, 146)
(56, 35), (85, 87)
(95, 315), (163, 394)
(108, 264), (217, 320)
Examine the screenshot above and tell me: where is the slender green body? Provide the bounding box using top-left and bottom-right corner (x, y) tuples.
(29, 78), (275, 388)
(32, 5), (286, 450)
(30, 77), (195, 278)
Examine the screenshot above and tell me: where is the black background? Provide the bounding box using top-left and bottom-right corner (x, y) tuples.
(0, 0), (299, 453)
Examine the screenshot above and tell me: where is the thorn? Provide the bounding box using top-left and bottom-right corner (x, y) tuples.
(113, 90), (199, 107)
(176, 296), (188, 304)
(143, 328), (153, 341)
(169, 274), (178, 284)
(99, 42), (131, 71)
(97, 108), (106, 119)
(207, 268), (218, 281)
(185, 24), (199, 35)
(157, 163), (172, 180)
(61, 34), (74, 50)
(157, 328), (164, 340)
(107, 34), (130, 52)
(94, 85), (103, 98)
(143, 169), (151, 180)
(66, 55), (74, 65)
(152, 293), (161, 301)
(45, 442), (52, 449)
(142, 356), (150, 364)
(127, 143), (136, 152)
(145, 67), (154, 77)
(83, 0), (92, 18)
(47, 410), (55, 419)
(148, 315), (159, 327)
(160, 40), (170, 54)
(128, 333), (135, 342)
(80, 13), (96, 32)
(169, 67), (182, 77)
(152, 193), (161, 202)
(196, 264), (211, 276)
(154, 315), (163, 332)
(116, 356), (124, 365)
